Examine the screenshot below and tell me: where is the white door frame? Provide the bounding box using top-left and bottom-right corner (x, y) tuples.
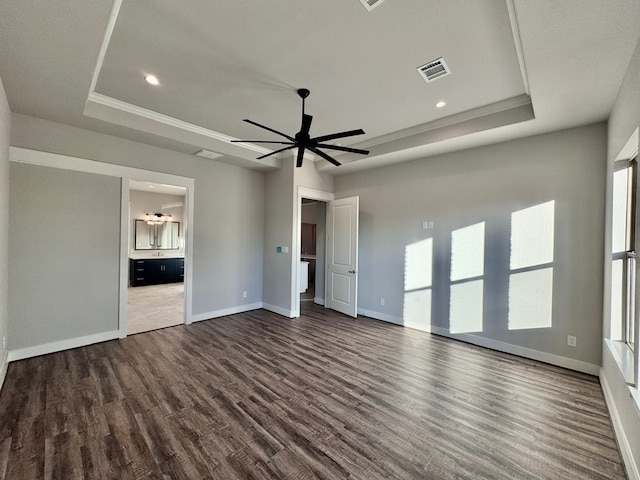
(292, 187), (334, 317)
(119, 177), (195, 337)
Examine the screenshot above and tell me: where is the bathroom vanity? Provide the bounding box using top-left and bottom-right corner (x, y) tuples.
(129, 218), (184, 286)
(129, 257), (184, 287)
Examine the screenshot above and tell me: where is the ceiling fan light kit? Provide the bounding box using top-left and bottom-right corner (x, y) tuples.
(231, 89), (370, 167)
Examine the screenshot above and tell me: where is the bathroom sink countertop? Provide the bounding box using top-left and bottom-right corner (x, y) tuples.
(130, 252), (185, 260)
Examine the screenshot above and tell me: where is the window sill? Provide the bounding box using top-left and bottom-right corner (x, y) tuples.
(605, 338), (635, 385)
(604, 339), (640, 416)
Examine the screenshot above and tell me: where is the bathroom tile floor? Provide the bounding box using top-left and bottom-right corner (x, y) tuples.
(127, 282), (184, 335)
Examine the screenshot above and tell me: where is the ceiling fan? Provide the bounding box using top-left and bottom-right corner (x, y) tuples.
(231, 88), (369, 167)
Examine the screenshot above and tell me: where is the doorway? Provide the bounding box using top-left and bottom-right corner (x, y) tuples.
(300, 198), (326, 306)
(126, 180), (187, 335)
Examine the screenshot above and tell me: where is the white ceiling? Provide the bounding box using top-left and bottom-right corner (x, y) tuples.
(129, 180), (186, 196)
(1, 0), (639, 175)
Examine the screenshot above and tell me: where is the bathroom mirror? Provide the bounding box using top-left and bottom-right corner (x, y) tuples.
(134, 219), (180, 250)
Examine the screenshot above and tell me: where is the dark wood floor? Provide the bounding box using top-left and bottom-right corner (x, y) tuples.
(0, 303), (626, 479)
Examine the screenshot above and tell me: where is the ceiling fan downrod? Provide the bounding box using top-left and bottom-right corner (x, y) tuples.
(297, 88), (310, 116)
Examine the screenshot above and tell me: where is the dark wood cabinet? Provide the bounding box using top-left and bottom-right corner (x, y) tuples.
(129, 258), (184, 287)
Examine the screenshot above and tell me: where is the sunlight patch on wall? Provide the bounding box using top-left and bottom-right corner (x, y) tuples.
(451, 222), (485, 281)
(510, 201), (554, 269)
(508, 268), (553, 330)
(403, 289), (432, 331)
(404, 238), (433, 291)
(508, 201), (555, 330)
(403, 238), (433, 331)
(450, 222), (485, 333)
(450, 280), (484, 333)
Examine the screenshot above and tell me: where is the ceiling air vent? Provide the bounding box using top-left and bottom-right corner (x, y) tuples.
(359, 0), (386, 12)
(417, 57), (451, 83)
(194, 149), (223, 160)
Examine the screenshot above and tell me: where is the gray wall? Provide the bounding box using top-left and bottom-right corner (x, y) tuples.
(0, 78), (10, 380)
(263, 156), (295, 313)
(263, 154), (334, 314)
(602, 37), (640, 473)
(335, 123), (606, 368)
(9, 163), (121, 349)
(10, 113), (264, 328)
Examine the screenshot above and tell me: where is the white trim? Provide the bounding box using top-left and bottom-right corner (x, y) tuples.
(294, 187), (335, 318)
(9, 147), (194, 188)
(357, 308), (404, 326)
(118, 178), (130, 338)
(86, 93), (271, 156)
(630, 386), (640, 416)
(190, 303), (263, 323)
(605, 338), (635, 384)
(0, 350), (8, 391)
(600, 369), (640, 480)
(184, 186), (195, 324)
(430, 325), (599, 375)
(506, 0), (530, 96)
(314, 297), (324, 305)
(298, 187), (335, 203)
(357, 94), (532, 149)
(615, 127), (639, 162)
(262, 303), (296, 318)
(7, 330), (120, 362)
(86, 0), (122, 98)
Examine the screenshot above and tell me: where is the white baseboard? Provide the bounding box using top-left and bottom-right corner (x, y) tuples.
(314, 297), (324, 305)
(0, 349), (8, 392)
(429, 325), (600, 375)
(7, 330), (121, 362)
(190, 302), (263, 323)
(357, 308), (598, 376)
(262, 303), (296, 318)
(357, 308), (403, 326)
(600, 368), (640, 480)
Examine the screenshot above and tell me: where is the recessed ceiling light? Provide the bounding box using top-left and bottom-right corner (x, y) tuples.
(145, 74), (159, 86)
(436, 101), (447, 108)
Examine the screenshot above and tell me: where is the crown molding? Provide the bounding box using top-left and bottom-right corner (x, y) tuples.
(358, 94), (532, 150)
(86, 92), (270, 155)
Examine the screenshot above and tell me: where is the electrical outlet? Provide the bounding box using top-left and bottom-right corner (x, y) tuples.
(243, 291), (248, 298)
(567, 335), (577, 347)
(380, 298), (385, 306)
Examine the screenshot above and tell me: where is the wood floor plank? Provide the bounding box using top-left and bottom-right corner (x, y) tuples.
(0, 303), (628, 479)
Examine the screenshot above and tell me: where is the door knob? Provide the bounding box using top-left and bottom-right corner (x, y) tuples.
(348, 270), (356, 274)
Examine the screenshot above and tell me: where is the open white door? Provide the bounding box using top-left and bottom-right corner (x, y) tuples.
(326, 196), (359, 317)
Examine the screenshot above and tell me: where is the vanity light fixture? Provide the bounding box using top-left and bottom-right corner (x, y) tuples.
(145, 213), (171, 225)
(145, 74), (160, 86)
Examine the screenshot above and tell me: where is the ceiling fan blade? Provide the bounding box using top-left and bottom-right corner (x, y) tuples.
(231, 140), (295, 145)
(296, 146), (306, 167)
(257, 145), (296, 160)
(312, 128), (365, 143)
(316, 144), (370, 155)
(301, 114), (313, 135)
(309, 147), (341, 167)
(242, 119), (295, 141)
